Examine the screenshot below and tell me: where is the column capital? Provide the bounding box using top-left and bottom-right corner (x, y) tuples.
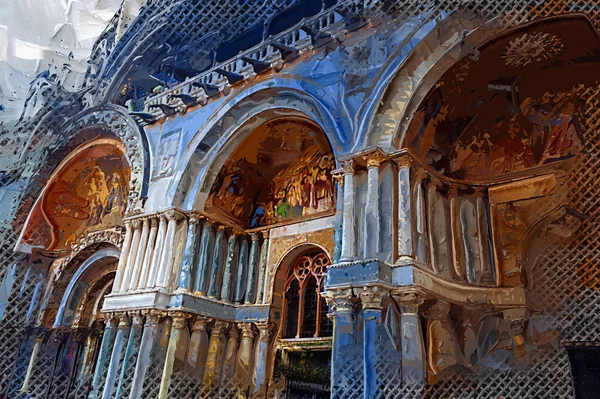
(211, 320), (228, 336)
(227, 323), (239, 338)
(118, 312), (132, 327)
(254, 322), (273, 342)
(394, 153), (414, 169)
(169, 311), (191, 329)
(391, 290), (424, 314)
(130, 218), (142, 229)
(359, 286), (385, 311)
(323, 288), (355, 314)
(149, 216), (159, 228)
(239, 322), (255, 338)
(144, 309), (167, 326)
(331, 170), (344, 186)
(250, 232), (259, 241)
(164, 208), (185, 221)
(188, 214), (201, 224)
(342, 159), (355, 174)
(261, 230), (269, 239)
(192, 317), (211, 332)
(104, 312), (118, 327)
(364, 151), (385, 169)
(217, 224), (226, 231)
(131, 310), (145, 326)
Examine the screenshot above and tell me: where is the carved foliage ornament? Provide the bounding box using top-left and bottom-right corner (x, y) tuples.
(502, 32), (564, 67)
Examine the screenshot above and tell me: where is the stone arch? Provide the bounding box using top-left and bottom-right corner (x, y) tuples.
(15, 104), (150, 237)
(171, 87), (344, 216)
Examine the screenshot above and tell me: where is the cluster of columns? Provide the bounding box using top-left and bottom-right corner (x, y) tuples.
(178, 213), (270, 305)
(325, 286), (427, 399)
(89, 310), (274, 399)
(336, 151), (496, 286)
(112, 209), (271, 304)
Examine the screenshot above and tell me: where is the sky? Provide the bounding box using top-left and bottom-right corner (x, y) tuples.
(0, 0), (120, 120)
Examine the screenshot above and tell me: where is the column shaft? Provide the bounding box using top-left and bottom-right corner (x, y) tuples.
(364, 159), (380, 258)
(146, 215), (167, 288)
(155, 211), (180, 289)
(207, 226), (226, 297)
(128, 219), (149, 291)
(235, 324), (255, 394)
(194, 221), (214, 294)
(234, 238), (249, 304)
(245, 234), (260, 304)
(113, 222), (133, 292)
(114, 313), (144, 399)
(102, 315), (131, 399)
(251, 323), (272, 396)
(220, 234), (237, 302)
(120, 223), (141, 293)
(89, 314), (118, 399)
(129, 311), (163, 399)
(256, 232), (269, 304)
(158, 313), (189, 399)
(396, 163), (412, 260)
(178, 215), (201, 291)
(202, 321), (228, 388)
(340, 161), (355, 261)
(137, 217), (158, 290)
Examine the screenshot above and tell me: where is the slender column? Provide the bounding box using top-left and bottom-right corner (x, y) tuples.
(158, 312), (190, 399)
(360, 287), (384, 399)
(449, 186), (465, 280)
(156, 209), (183, 289)
(146, 215), (167, 288)
(235, 323), (255, 393)
(113, 221), (133, 292)
(340, 160), (356, 261)
(202, 320), (228, 388)
(396, 157), (413, 263)
(413, 172), (427, 263)
(102, 313), (131, 399)
(221, 234), (237, 302)
(475, 189), (495, 284)
(364, 156), (381, 258)
(128, 218), (150, 291)
(220, 324), (239, 386)
(426, 301), (459, 382)
(332, 172), (344, 263)
(178, 215), (201, 292)
(188, 318), (210, 379)
(245, 233), (260, 304)
(256, 231), (269, 304)
(114, 311), (144, 399)
(326, 289), (359, 396)
(137, 217), (158, 290)
(251, 322), (272, 396)
(120, 221), (141, 293)
(129, 310), (165, 399)
(194, 221), (214, 294)
(89, 313), (118, 399)
(19, 334), (43, 392)
(396, 293), (426, 383)
(207, 226), (226, 298)
(234, 238), (249, 304)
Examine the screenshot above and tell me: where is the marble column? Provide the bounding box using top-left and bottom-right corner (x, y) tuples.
(251, 322), (272, 397)
(332, 172), (344, 263)
(234, 238), (249, 304)
(207, 226), (226, 298)
(340, 160), (356, 261)
(220, 324), (239, 387)
(137, 217), (158, 290)
(449, 186), (465, 280)
(146, 214), (167, 288)
(128, 218), (150, 291)
(113, 221), (133, 292)
(158, 312), (190, 399)
(364, 156), (381, 259)
(413, 172), (427, 264)
(194, 220), (214, 294)
(129, 310), (165, 399)
(426, 301), (459, 383)
(327, 289), (360, 397)
(89, 313), (118, 399)
(360, 287), (384, 399)
(256, 231), (269, 304)
(202, 320), (228, 388)
(178, 214), (201, 292)
(18, 334), (42, 392)
(245, 233), (260, 304)
(235, 323), (255, 394)
(102, 313), (131, 399)
(221, 234), (237, 302)
(475, 189), (495, 284)
(156, 209), (183, 289)
(188, 318), (210, 380)
(396, 293), (426, 383)
(120, 221), (141, 293)
(396, 157), (412, 263)
(114, 311), (144, 399)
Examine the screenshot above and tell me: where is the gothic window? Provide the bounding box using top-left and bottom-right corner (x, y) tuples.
(283, 252), (332, 339)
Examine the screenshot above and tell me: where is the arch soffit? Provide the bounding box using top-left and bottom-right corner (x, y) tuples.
(169, 84), (346, 211)
(363, 13), (502, 151)
(54, 246), (120, 328)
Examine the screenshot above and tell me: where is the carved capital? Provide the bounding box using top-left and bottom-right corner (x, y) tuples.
(131, 310), (145, 326)
(394, 154), (413, 169)
(150, 216), (159, 228)
(323, 288), (354, 314)
(131, 218), (142, 229)
(145, 309), (167, 326)
(170, 311), (190, 330)
(250, 232), (259, 242)
(331, 170), (344, 186)
(239, 322), (255, 338)
(192, 317), (211, 332)
(255, 322), (272, 342)
(261, 230), (269, 239)
(342, 159), (354, 175)
(211, 320), (228, 336)
(104, 312), (118, 327)
(118, 312), (131, 327)
(392, 290), (424, 314)
(359, 286), (385, 310)
(188, 214), (201, 225)
(164, 208), (185, 221)
(227, 323), (239, 339)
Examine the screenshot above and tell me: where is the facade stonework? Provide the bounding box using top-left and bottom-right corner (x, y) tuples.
(0, 1), (599, 398)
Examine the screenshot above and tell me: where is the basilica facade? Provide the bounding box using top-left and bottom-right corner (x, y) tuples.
(0, 1), (600, 398)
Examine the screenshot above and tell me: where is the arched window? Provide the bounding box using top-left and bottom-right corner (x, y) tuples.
(283, 252), (332, 338)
